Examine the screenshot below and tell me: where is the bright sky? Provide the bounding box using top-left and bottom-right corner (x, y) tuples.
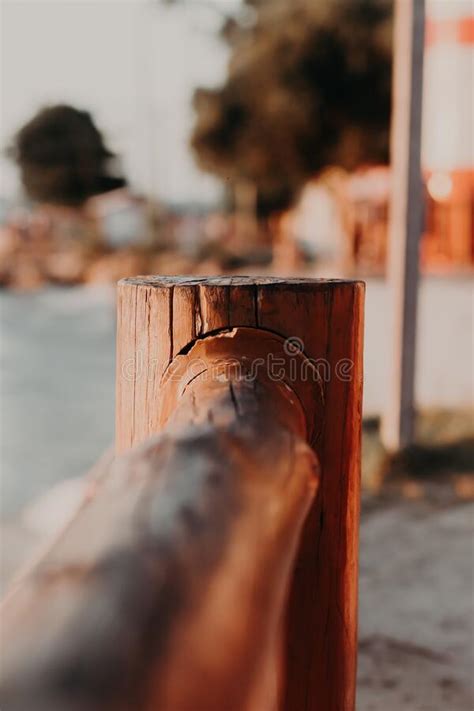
(1, 0), (472, 204)
(1, 0), (237, 205)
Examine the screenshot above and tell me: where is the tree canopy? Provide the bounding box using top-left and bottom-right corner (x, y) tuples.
(10, 105), (126, 206)
(191, 0), (393, 214)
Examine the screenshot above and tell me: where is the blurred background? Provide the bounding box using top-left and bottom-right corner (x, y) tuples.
(0, 1), (473, 709)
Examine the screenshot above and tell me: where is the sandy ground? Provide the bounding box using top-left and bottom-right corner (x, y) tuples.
(357, 497), (473, 710)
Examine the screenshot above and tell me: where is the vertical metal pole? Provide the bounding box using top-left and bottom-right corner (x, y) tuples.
(381, 0), (425, 452)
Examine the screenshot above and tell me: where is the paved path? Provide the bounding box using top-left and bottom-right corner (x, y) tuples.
(357, 499), (473, 711)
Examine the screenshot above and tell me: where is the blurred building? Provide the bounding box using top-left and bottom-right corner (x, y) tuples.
(422, 4), (473, 269)
(279, 1), (473, 275)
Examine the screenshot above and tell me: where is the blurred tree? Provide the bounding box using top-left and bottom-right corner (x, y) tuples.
(9, 105), (126, 206)
(191, 0), (393, 215)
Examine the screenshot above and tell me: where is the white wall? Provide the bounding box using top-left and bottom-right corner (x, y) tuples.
(423, 44), (473, 171)
(423, 0), (474, 170)
(364, 277), (474, 416)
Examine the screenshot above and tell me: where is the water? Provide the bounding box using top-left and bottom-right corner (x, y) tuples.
(0, 286), (116, 517)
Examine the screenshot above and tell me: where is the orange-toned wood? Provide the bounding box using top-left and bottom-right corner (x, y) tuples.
(116, 275), (365, 711)
(423, 169), (474, 268)
(0, 276), (363, 711)
(0, 374), (318, 711)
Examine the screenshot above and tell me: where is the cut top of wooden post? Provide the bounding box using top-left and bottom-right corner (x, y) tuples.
(116, 275), (364, 453)
(116, 274), (364, 711)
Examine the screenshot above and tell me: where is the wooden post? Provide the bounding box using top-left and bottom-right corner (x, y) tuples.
(1, 381), (317, 711)
(381, 0), (425, 451)
(0, 276), (364, 711)
(116, 276), (364, 710)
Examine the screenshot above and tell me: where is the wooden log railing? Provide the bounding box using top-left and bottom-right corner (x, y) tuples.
(0, 276), (364, 711)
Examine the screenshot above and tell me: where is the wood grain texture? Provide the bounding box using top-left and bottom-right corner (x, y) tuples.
(116, 276), (365, 711)
(0, 366), (318, 711)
